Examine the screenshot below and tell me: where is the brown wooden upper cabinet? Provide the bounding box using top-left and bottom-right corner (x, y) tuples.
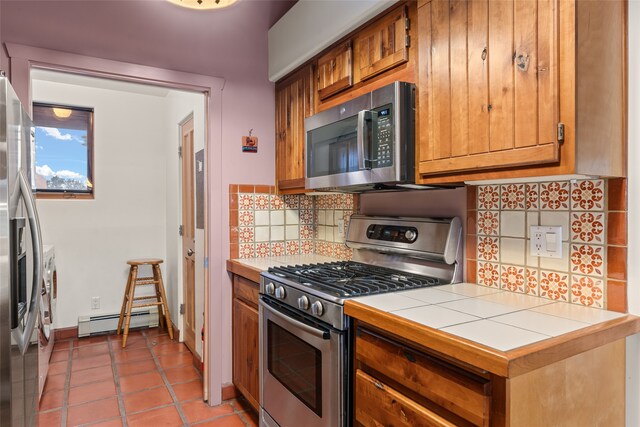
(417, 0), (559, 177)
(317, 41), (353, 100)
(275, 65), (314, 194)
(416, 0), (626, 183)
(358, 5), (410, 81)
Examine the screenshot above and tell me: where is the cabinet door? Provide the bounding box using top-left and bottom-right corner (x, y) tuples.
(417, 0), (559, 177)
(358, 5), (409, 81)
(275, 66), (314, 193)
(232, 297), (260, 411)
(317, 41), (353, 100)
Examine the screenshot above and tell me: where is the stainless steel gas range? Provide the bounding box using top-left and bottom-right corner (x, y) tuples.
(258, 215), (463, 427)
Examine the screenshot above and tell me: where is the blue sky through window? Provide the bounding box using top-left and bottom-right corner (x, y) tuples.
(34, 126), (89, 190)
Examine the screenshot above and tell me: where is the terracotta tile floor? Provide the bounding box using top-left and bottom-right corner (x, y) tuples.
(39, 329), (258, 427)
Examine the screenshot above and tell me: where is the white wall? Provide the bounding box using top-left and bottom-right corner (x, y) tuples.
(164, 90), (206, 358)
(32, 79), (168, 328)
(627, 1), (639, 424)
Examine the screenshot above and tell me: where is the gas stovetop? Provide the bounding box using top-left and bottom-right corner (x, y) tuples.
(267, 261), (441, 299)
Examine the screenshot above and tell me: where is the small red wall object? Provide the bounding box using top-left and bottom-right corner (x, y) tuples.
(242, 136), (258, 153)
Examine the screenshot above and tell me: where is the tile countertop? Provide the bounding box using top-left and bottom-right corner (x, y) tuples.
(346, 283), (640, 378)
(226, 255), (339, 282)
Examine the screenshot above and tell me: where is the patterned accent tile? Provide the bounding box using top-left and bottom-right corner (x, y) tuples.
(477, 262), (500, 288)
(570, 275), (604, 308)
(525, 183), (539, 210)
(570, 212), (605, 244)
(255, 242), (271, 258)
(539, 181), (570, 210)
(238, 211), (254, 227)
(270, 195), (284, 210)
(286, 241), (300, 255)
(299, 209), (314, 224)
(500, 184), (526, 210)
(477, 185), (500, 210)
(299, 195), (313, 209)
(300, 225), (314, 240)
(477, 236), (499, 262)
(239, 243), (255, 259)
(525, 268), (539, 296)
(270, 242), (285, 257)
(238, 193), (254, 210)
(570, 244), (604, 277)
(500, 265), (525, 293)
(477, 211), (499, 236)
(284, 195), (299, 209)
(300, 240), (314, 255)
(539, 270), (569, 302)
(238, 227), (254, 243)
(571, 179), (605, 211)
(254, 194), (270, 210)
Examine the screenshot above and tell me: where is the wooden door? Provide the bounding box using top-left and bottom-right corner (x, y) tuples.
(181, 116), (196, 355)
(358, 5), (409, 81)
(317, 41), (353, 100)
(232, 297), (260, 410)
(275, 65), (314, 193)
(417, 0), (559, 177)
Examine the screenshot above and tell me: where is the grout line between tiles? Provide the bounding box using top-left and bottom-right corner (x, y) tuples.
(143, 330), (191, 426)
(107, 334), (130, 427)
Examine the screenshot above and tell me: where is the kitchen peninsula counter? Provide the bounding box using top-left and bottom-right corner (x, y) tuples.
(346, 282), (640, 378)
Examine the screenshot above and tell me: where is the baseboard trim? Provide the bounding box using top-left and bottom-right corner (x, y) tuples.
(55, 326), (78, 340)
(171, 320), (180, 340)
(221, 383), (238, 401)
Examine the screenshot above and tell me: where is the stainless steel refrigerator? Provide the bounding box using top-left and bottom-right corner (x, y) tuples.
(0, 73), (42, 426)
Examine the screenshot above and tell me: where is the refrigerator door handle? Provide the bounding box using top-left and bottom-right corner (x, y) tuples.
(12, 169), (43, 355)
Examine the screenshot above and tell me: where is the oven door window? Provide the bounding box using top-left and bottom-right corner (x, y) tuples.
(267, 319), (322, 416)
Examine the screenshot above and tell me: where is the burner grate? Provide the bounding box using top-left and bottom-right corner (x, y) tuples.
(268, 261), (440, 297)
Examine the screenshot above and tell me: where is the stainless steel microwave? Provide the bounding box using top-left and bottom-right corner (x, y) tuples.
(305, 81), (415, 192)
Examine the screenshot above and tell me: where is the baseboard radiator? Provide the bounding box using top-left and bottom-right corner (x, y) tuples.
(78, 308), (159, 337)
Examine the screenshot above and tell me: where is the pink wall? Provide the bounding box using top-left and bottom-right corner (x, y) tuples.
(1, 0), (292, 405)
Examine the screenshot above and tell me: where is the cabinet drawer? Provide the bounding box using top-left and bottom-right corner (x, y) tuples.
(356, 328), (491, 426)
(233, 275), (260, 308)
(355, 369), (456, 427)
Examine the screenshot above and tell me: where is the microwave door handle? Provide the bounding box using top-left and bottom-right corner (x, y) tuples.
(260, 298), (330, 340)
(356, 110), (372, 170)
(12, 170), (43, 355)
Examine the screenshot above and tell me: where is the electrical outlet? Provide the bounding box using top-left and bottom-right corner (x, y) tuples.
(91, 296), (100, 310)
(530, 226), (562, 258)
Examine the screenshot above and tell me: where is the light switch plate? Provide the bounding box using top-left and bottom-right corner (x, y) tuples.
(530, 226), (563, 258)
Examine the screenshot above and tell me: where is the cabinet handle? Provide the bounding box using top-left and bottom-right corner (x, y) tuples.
(481, 47), (487, 61)
(403, 351), (416, 363)
(374, 381), (384, 390)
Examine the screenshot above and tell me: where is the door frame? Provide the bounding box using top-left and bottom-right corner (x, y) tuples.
(6, 43), (224, 405)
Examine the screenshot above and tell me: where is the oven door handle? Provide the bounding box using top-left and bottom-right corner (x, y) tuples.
(260, 298), (330, 340)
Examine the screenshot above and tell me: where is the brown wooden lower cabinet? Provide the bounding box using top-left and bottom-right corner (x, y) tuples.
(231, 275), (260, 412)
(354, 323), (625, 427)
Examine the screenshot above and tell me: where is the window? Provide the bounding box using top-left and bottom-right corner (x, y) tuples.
(32, 102), (94, 198)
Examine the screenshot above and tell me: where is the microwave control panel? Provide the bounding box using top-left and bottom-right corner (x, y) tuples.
(366, 224), (418, 243)
(373, 104), (393, 168)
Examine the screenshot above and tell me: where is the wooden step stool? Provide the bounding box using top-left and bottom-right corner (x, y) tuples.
(117, 259), (173, 347)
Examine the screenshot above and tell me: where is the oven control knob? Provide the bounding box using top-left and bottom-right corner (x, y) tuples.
(404, 229), (417, 242)
(311, 301), (324, 316)
(275, 286), (286, 300)
(298, 296), (310, 310)
(265, 282), (275, 295)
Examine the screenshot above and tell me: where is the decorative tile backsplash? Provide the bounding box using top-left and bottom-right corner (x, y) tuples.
(467, 178), (628, 312)
(229, 185), (357, 260)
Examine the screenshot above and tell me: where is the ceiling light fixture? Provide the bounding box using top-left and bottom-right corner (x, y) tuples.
(167, 0), (238, 10)
(52, 108), (72, 119)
